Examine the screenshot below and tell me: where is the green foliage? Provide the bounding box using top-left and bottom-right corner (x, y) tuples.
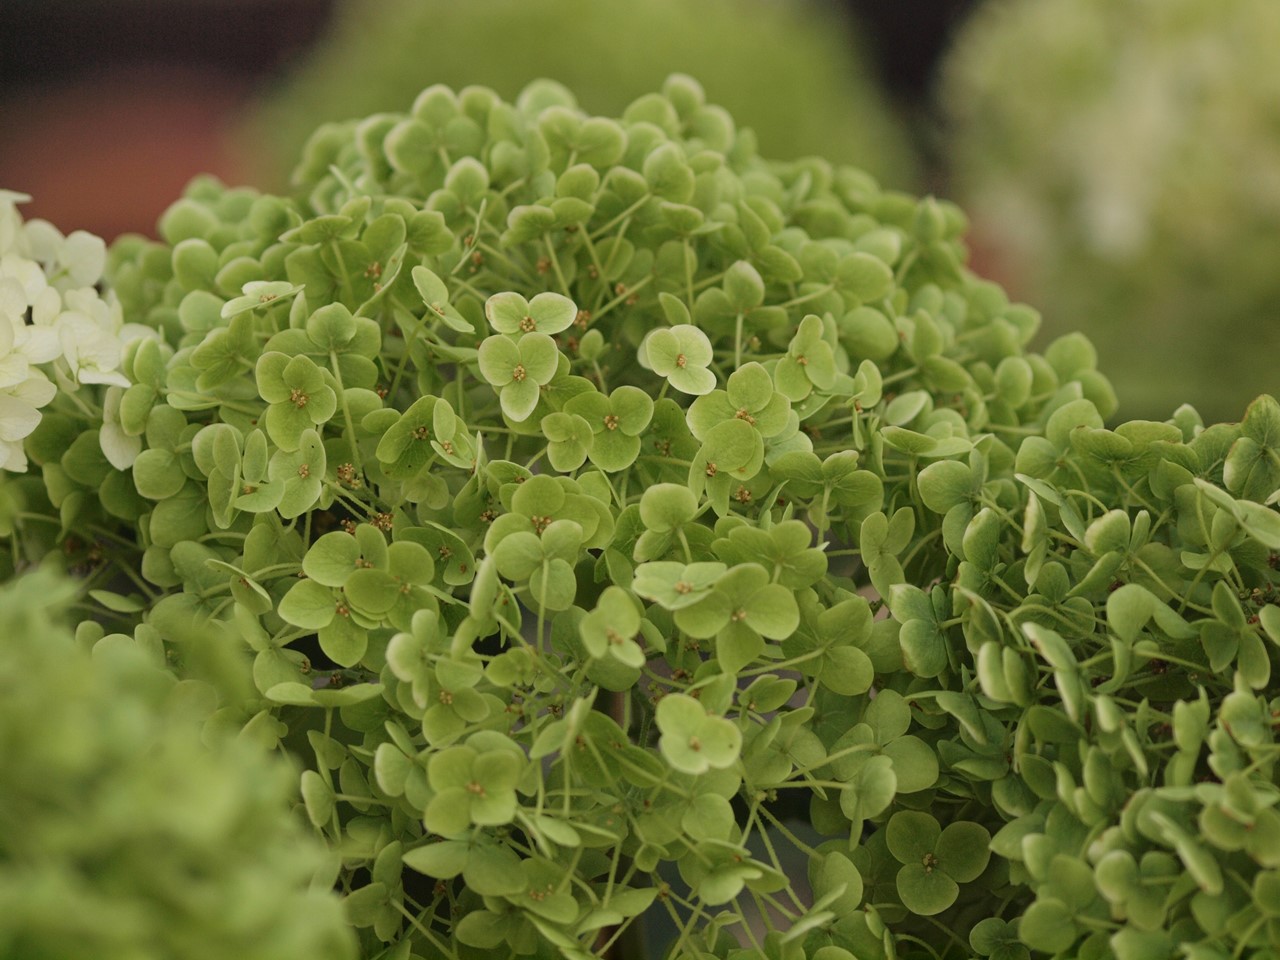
(943, 0), (1280, 421)
(0, 571), (355, 960)
(4, 76), (1280, 960)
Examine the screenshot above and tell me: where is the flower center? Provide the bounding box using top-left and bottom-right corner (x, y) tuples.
(296, 464), (310, 478)
(687, 735), (702, 753)
(511, 363), (527, 382)
(290, 388), (309, 408)
(922, 853), (938, 873)
(796, 354), (808, 366)
(734, 408), (756, 425)
(519, 315), (537, 333)
(465, 781), (486, 796)
(603, 414), (620, 431)
(674, 580), (693, 595)
(730, 608), (748, 622)
(412, 425), (430, 441)
(606, 628), (625, 645)
(439, 690), (454, 706)
(675, 353), (688, 368)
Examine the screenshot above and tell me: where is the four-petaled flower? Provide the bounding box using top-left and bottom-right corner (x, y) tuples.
(424, 741), (526, 836)
(640, 324), (716, 395)
(255, 352), (337, 451)
(477, 333), (559, 421)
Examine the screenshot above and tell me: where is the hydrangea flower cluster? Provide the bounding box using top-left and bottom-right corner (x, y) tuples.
(0, 191), (149, 471)
(3, 77), (1280, 960)
(0, 570), (356, 960)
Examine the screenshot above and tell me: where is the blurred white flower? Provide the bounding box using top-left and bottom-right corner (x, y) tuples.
(0, 191), (135, 472)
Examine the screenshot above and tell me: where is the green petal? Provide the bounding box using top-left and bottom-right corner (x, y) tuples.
(265, 402), (311, 452)
(669, 364), (717, 396)
(528, 291), (578, 334)
(716, 620), (764, 674)
(344, 568), (401, 615)
(936, 820), (992, 883)
(501, 379), (541, 421)
(774, 357), (812, 401)
(674, 591), (732, 639)
(886, 810), (941, 864)
(744, 584), (800, 639)
(611, 386), (655, 435)
(725, 362), (774, 411)
(278, 578), (337, 629)
(304, 530), (362, 586)
(588, 431), (640, 472)
(424, 789), (474, 836)
(477, 335), (520, 385)
(518, 333), (559, 383)
(895, 863), (959, 917)
(484, 291), (530, 334)
(318, 615), (368, 668)
(254, 351), (291, 402)
(696, 715), (743, 769)
(428, 745), (477, 791)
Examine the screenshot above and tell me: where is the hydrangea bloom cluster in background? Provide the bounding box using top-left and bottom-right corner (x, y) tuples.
(943, 0), (1280, 422)
(241, 0), (918, 191)
(0, 191), (151, 470)
(0, 570), (356, 960)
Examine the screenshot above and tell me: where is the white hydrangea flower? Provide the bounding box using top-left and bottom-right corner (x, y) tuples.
(0, 190), (137, 472)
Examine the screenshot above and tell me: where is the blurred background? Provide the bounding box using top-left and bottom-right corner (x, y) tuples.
(2, 0), (1277, 423)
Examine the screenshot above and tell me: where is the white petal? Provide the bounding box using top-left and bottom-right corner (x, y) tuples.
(23, 218), (63, 263)
(0, 438), (29, 472)
(0, 394), (42, 441)
(0, 355), (29, 389)
(17, 326), (60, 364)
(9, 373), (56, 407)
(31, 286), (61, 326)
(60, 231), (107, 287)
(0, 277), (26, 319)
(77, 368), (131, 388)
(0, 254), (48, 302)
(100, 422), (141, 470)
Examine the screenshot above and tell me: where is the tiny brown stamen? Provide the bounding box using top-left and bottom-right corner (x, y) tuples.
(603, 414), (620, 431)
(289, 388), (309, 408)
(511, 363), (528, 382)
